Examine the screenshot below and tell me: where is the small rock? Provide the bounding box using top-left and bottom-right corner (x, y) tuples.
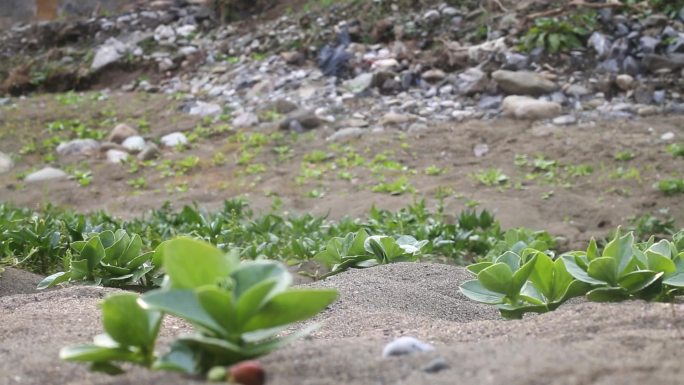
(106, 149), (129, 164)
(343, 73), (375, 93)
(189, 102), (222, 117)
(492, 70), (558, 96)
(408, 123), (428, 133)
(91, 38), (126, 71)
(638, 106), (660, 116)
(479, 95), (503, 110)
(281, 51), (305, 65)
(552, 115), (577, 125)
(176, 24), (197, 38)
(502, 96), (562, 120)
(380, 112), (412, 126)
(56, 139), (100, 156)
(564, 84), (590, 97)
(0, 152), (13, 174)
(108, 124), (139, 144)
(327, 127), (365, 142)
(473, 143), (489, 157)
(382, 336), (434, 358)
(280, 110), (323, 130)
(161, 132), (188, 147)
(615, 74), (635, 91)
(457, 67), (487, 95)
(634, 85), (654, 104)
(122, 136), (146, 152)
(233, 112), (260, 128)
(137, 143), (160, 161)
(661, 132), (675, 141)
(25, 167), (67, 183)
(422, 69), (446, 83)
(423, 10), (440, 21)
(423, 357), (450, 373)
(371, 58), (400, 71)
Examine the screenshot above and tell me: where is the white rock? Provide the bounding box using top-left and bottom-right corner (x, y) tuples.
(56, 139), (100, 156)
(343, 73), (374, 93)
(615, 74), (635, 91)
(232, 112), (259, 128)
(25, 167), (67, 183)
(122, 136), (146, 152)
(380, 112), (412, 126)
(661, 132), (675, 141)
(106, 149), (129, 164)
(176, 24), (197, 37)
(552, 115), (577, 125)
(327, 127), (365, 142)
(189, 101), (222, 117)
(371, 58), (399, 71)
(493, 70), (558, 96)
(423, 10), (440, 21)
(502, 96), (562, 120)
(0, 151), (13, 174)
(382, 337), (435, 358)
(161, 132), (188, 147)
(154, 25), (176, 45)
(91, 38), (127, 71)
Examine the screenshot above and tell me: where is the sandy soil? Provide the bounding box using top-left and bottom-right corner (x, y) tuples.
(1, 93), (683, 250)
(2, 263), (684, 385)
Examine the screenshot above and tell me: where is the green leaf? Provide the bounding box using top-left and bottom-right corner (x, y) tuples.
(120, 234), (143, 265)
(241, 289), (337, 332)
(140, 289), (225, 336)
(459, 280), (506, 304)
(159, 238), (238, 289)
(511, 254), (537, 296)
(477, 263), (513, 295)
(602, 232), (634, 276)
(466, 262), (493, 275)
(231, 261), (291, 299)
(103, 234), (129, 264)
(234, 279), (278, 327)
(70, 259), (90, 280)
(586, 287), (629, 302)
(561, 255), (604, 285)
(348, 229), (369, 256)
(528, 252), (554, 300)
(548, 33), (561, 53)
(586, 238), (599, 261)
(60, 345), (139, 363)
(587, 257), (618, 286)
(152, 341), (201, 374)
(618, 270), (663, 293)
(496, 251), (520, 271)
(37, 271), (70, 289)
(101, 293), (159, 347)
(646, 251), (676, 275)
(196, 287), (236, 338)
(79, 236), (105, 273)
(664, 272), (684, 288)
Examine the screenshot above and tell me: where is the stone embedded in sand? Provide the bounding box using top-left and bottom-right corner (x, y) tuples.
(137, 143), (161, 161)
(502, 96), (562, 120)
(492, 70), (558, 96)
(107, 123), (139, 144)
(106, 149), (130, 164)
(161, 132), (189, 147)
(423, 357), (450, 373)
(189, 101), (222, 117)
(56, 139), (100, 156)
(615, 74), (636, 91)
(91, 38), (127, 71)
(382, 336), (435, 358)
(122, 136), (146, 152)
(24, 167), (67, 183)
(233, 112), (260, 128)
(421, 69), (446, 83)
(0, 151), (14, 174)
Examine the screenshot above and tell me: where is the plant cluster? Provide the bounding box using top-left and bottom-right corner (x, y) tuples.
(520, 11), (596, 54)
(61, 237), (337, 379)
(460, 229), (684, 319)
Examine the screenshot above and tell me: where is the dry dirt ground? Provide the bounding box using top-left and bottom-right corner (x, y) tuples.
(2, 264), (684, 385)
(1, 92), (683, 248)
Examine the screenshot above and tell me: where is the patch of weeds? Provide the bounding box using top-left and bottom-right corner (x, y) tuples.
(212, 152), (227, 166)
(666, 143), (684, 157)
(610, 166), (641, 182)
(303, 150), (331, 163)
(127, 177), (147, 190)
(656, 178), (684, 196)
(626, 208), (676, 240)
(246, 163), (267, 175)
(424, 165), (445, 176)
(307, 189), (326, 198)
(338, 171), (354, 182)
(372, 176), (415, 195)
(274, 146), (293, 161)
(473, 168), (508, 187)
(614, 150), (636, 161)
(520, 11), (596, 54)
(72, 170), (93, 187)
(55, 91), (82, 106)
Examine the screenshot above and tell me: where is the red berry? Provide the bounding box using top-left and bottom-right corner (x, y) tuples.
(229, 360), (265, 385)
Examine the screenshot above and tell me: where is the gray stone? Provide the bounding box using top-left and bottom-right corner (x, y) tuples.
(553, 115), (577, 126)
(380, 112), (413, 126)
(25, 167), (67, 183)
(502, 96), (562, 120)
(279, 110), (323, 130)
(382, 336), (434, 358)
(0, 152), (13, 174)
(422, 69), (446, 83)
(492, 70), (558, 96)
(91, 38), (127, 71)
(615, 74), (635, 91)
(423, 357), (450, 373)
(122, 136), (146, 152)
(479, 95), (503, 110)
(457, 68), (487, 95)
(106, 149), (129, 164)
(233, 112), (259, 128)
(653, 90), (666, 105)
(107, 124), (139, 144)
(189, 102), (222, 117)
(137, 143), (161, 161)
(327, 127), (365, 142)
(343, 73), (374, 93)
(160, 132), (188, 147)
(56, 139), (100, 156)
(423, 10), (440, 21)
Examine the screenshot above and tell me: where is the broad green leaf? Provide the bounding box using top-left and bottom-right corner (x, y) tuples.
(520, 281), (546, 305)
(459, 280), (506, 304)
(496, 251), (521, 272)
(365, 236), (406, 262)
(196, 287), (236, 338)
(140, 289), (225, 336)
(126, 251), (154, 270)
(348, 229), (369, 256)
(646, 251), (676, 275)
(98, 231), (116, 249)
(101, 264), (130, 276)
(648, 239), (673, 259)
(529, 252), (555, 300)
(586, 287), (629, 302)
(37, 271), (70, 289)
(548, 33), (561, 53)
(497, 303), (549, 319)
(235, 279), (279, 327)
(602, 232), (634, 276)
(101, 293), (158, 347)
(152, 341), (201, 374)
(60, 345), (139, 363)
(466, 262), (493, 275)
(70, 259), (90, 280)
(586, 238), (599, 261)
(477, 263), (513, 295)
(231, 261), (291, 300)
(559, 279), (591, 302)
(80, 236), (105, 273)
(561, 255), (604, 285)
(587, 257), (618, 286)
(120, 234), (143, 265)
(159, 238), (237, 289)
(511, 254), (538, 296)
(664, 272), (684, 288)
(618, 270), (663, 293)
(103, 234), (128, 264)
(241, 289), (337, 332)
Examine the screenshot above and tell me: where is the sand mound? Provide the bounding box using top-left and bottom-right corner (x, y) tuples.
(0, 267), (43, 297)
(2, 263), (684, 385)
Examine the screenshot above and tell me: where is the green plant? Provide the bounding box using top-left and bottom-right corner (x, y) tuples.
(424, 165), (445, 176)
(38, 229), (158, 289)
(656, 178), (684, 196)
(314, 229), (427, 277)
(128, 177), (147, 190)
(666, 143), (684, 157)
(372, 176), (414, 195)
(473, 169), (508, 187)
(614, 150), (636, 161)
(520, 12), (595, 54)
(61, 238), (338, 378)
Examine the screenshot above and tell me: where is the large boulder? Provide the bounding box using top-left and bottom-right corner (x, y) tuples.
(492, 70), (558, 96)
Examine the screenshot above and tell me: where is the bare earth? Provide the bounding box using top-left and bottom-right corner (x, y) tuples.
(2, 263), (684, 385)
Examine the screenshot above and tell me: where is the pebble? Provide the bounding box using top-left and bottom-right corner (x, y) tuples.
(160, 132), (188, 147)
(25, 167), (67, 183)
(502, 96), (562, 120)
(189, 101), (222, 117)
(106, 149), (130, 164)
(0, 151), (13, 174)
(327, 127), (365, 142)
(137, 143), (161, 161)
(661, 132), (675, 141)
(107, 124), (139, 144)
(122, 136), (146, 152)
(233, 112), (260, 128)
(382, 336), (435, 358)
(56, 139), (100, 156)
(423, 357), (450, 373)
(552, 115), (577, 126)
